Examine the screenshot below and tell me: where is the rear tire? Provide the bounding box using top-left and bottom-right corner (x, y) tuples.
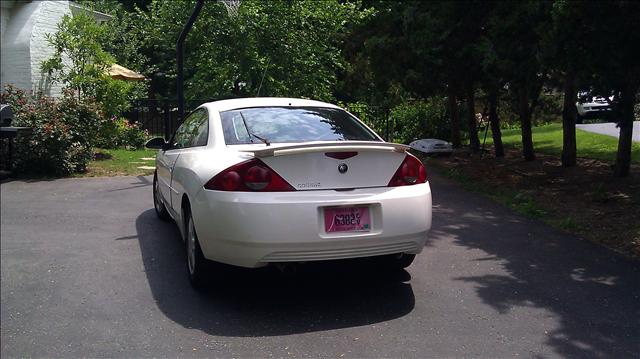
(576, 114), (584, 124)
(185, 211), (208, 289)
(382, 253), (416, 270)
(153, 172), (170, 221)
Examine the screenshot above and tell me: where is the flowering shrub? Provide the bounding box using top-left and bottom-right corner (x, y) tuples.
(1, 85), (101, 175)
(96, 116), (148, 149)
(119, 119), (148, 149)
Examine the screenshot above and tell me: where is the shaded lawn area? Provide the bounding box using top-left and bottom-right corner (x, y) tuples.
(485, 123), (640, 163)
(424, 150), (640, 259)
(77, 148), (158, 177)
(422, 122), (640, 258)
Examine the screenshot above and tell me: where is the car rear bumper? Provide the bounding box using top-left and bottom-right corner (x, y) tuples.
(577, 105), (612, 117)
(191, 182), (432, 268)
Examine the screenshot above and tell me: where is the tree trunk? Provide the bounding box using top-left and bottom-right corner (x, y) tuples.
(448, 86), (461, 148)
(466, 82), (480, 151)
(561, 72), (577, 167)
(518, 87), (535, 161)
(614, 87), (635, 177)
(488, 88), (504, 157)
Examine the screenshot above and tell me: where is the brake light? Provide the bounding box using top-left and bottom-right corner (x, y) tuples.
(387, 154), (427, 187)
(325, 152), (358, 160)
(204, 159), (295, 192)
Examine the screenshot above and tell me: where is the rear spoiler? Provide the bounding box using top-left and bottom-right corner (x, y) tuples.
(240, 141), (410, 158)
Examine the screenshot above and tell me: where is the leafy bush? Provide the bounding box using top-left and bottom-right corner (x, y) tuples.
(1, 85), (102, 176)
(340, 102), (389, 139)
(96, 116), (148, 149)
(95, 77), (136, 118)
(117, 118), (147, 149)
(532, 91), (563, 126)
(390, 98), (449, 144)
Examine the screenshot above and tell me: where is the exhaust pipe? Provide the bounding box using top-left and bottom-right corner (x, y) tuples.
(274, 263), (298, 276)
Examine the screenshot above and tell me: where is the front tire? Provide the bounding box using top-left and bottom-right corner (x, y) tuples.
(186, 212), (207, 289)
(153, 172), (170, 221)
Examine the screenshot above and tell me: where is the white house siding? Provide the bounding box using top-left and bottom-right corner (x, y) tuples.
(30, 1), (71, 97)
(1, 4), (10, 41)
(1, 1), (71, 97)
(1, 1), (39, 93)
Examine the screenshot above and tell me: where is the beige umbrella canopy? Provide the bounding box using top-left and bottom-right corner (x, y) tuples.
(108, 64), (145, 81)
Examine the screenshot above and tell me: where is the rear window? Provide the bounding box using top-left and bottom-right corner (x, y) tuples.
(220, 106), (380, 145)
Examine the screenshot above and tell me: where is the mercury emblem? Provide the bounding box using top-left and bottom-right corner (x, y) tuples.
(338, 163), (348, 173)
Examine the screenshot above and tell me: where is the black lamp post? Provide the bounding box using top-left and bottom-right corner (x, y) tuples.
(176, 0), (205, 126)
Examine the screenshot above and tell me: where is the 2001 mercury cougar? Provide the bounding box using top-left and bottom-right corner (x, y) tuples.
(146, 98), (432, 287)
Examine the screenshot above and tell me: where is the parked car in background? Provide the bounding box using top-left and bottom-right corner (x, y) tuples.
(146, 98), (432, 288)
(576, 92), (613, 123)
(409, 139), (453, 156)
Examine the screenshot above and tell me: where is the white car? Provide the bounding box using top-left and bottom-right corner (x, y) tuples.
(409, 139), (453, 156)
(576, 94), (612, 123)
(146, 98), (432, 288)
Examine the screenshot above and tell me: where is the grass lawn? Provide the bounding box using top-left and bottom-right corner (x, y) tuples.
(485, 123), (640, 163)
(77, 148), (158, 177)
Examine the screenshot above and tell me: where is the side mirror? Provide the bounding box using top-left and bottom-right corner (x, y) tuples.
(145, 137), (167, 150)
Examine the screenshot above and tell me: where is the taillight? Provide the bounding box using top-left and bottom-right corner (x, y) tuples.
(204, 159), (295, 192)
(387, 154), (427, 187)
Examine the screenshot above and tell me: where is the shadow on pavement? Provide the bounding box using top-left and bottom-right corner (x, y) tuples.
(108, 176), (152, 192)
(134, 209), (415, 337)
(429, 175), (640, 358)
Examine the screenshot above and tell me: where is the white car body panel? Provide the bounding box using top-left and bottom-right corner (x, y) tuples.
(260, 148), (404, 191)
(191, 183), (431, 268)
(154, 97), (432, 268)
(238, 141), (408, 157)
(576, 95), (613, 117)
(409, 139), (453, 154)
(156, 151), (179, 208)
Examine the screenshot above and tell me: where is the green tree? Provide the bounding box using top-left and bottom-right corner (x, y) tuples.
(132, 0), (367, 102)
(585, 1), (640, 177)
(487, 1), (552, 161)
(543, 0), (594, 168)
(41, 12), (114, 99)
(41, 11), (137, 117)
(351, 1), (498, 150)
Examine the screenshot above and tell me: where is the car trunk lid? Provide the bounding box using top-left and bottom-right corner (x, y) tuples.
(235, 141), (409, 190)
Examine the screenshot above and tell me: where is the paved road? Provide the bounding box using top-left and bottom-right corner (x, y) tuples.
(576, 121), (640, 142)
(1, 174), (639, 358)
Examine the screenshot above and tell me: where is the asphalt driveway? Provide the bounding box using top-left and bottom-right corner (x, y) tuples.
(576, 121), (640, 142)
(1, 173), (638, 358)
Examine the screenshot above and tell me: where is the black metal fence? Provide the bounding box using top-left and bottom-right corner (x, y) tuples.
(128, 99), (391, 141)
(128, 99), (212, 139)
(342, 103), (391, 141)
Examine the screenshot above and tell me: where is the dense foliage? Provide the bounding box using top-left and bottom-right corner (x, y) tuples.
(7, 0), (638, 177)
(96, 117), (148, 150)
(390, 98), (449, 144)
(41, 11), (147, 118)
(81, 0), (369, 102)
(342, 0), (638, 175)
(1, 86), (102, 175)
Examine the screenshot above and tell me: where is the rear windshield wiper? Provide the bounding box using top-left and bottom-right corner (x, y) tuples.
(250, 133), (271, 146)
(239, 111), (271, 146)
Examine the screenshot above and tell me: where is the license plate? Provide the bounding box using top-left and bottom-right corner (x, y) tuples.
(324, 206), (371, 233)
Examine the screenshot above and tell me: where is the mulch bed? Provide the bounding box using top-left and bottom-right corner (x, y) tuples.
(422, 148), (640, 259)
